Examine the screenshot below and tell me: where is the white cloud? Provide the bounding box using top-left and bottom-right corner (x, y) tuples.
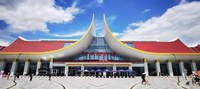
(0, 29), (15, 41)
(120, 1), (200, 46)
(53, 31), (86, 37)
(97, 0), (104, 4)
(82, 0), (104, 9)
(0, 29), (18, 46)
(0, 39), (10, 46)
(142, 9), (151, 14)
(180, 0), (188, 5)
(113, 32), (123, 37)
(0, 0), (81, 33)
(107, 16), (117, 24)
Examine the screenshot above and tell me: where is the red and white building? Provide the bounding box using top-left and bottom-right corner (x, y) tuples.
(0, 15), (200, 77)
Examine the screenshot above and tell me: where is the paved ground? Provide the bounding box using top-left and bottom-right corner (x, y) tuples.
(0, 76), (199, 89)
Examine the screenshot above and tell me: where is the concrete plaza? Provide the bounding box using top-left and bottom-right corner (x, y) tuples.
(0, 76), (199, 89)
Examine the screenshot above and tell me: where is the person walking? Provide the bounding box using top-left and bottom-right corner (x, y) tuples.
(29, 73), (33, 81)
(141, 73), (147, 85)
(49, 73), (51, 81)
(191, 71), (197, 84)
(16, 73), (20, 79)
(13, 73), (17, 82)
(7, 72), (10, 80)
(48, 68), (52, 81)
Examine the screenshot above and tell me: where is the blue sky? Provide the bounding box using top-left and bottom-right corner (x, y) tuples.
(0, 0), (200, 46)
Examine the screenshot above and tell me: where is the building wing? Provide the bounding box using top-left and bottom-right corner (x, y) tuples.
(103, 14), (200, 61)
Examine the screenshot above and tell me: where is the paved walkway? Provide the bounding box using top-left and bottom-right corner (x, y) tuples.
(134, 77), (181, 89)
(0, 77), (15, 89)
(54, 77), (137, 89)
(0, 76), (199, 89)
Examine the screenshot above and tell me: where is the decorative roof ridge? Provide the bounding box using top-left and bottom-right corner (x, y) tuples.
(0, 37), (21, 51)
(0, 45), (7, 47)
(39, 39), (78, 41)
(169, 37), (179, 42)
(15, 37), (75, 42)
(197, 44), (200, 47)
(196, 44), (200, 50)
(189, 44), (200, 48)
(18, 36), (28, 41)
(190, 45), (200, 53)
(124, 41), (157, 42)
(16, 36), (40, 42)
(174, 38), (195, 52)
(122, 39), (181, 43)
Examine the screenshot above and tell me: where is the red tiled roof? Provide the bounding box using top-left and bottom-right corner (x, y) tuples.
(196, 45), (200, 50)
(1, 38), (75, 52)
(190, 45), (200, 53)
(0, 46), (6, 51)
(132, 39), (194, 53)
(1, 37), (195, 53)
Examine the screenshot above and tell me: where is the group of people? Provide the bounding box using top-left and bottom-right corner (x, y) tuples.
(25, 73), (51, 81)
(191, 71), (200, 85)
(6, 72), (33, 82)
(140, 71), (200, 86)
(5, 71), (52, 82)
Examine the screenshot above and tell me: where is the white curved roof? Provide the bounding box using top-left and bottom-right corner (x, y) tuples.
(103, 15), (200, 62)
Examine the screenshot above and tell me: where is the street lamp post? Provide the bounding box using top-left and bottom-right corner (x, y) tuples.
(172, 54), (180, 84)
